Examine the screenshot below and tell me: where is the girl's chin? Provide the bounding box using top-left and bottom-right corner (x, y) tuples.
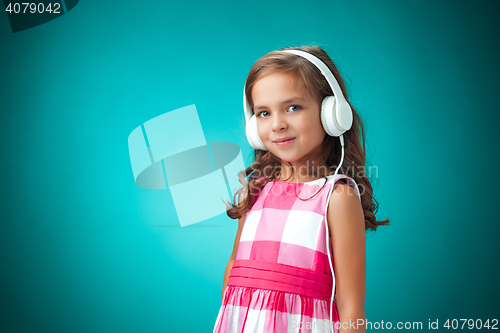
(271, 153), (301, 163)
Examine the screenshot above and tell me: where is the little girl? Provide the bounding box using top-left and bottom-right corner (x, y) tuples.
(213, 45), (389, 333)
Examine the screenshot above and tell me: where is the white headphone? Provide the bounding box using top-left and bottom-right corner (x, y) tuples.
(243, 49), (355, 332)
(243, 49), (354, 151)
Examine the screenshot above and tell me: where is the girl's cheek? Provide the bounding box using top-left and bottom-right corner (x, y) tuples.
(257, 126), (268, 140)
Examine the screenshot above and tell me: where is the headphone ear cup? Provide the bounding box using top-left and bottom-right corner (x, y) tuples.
(321, 96), (344, 137)
(246, 114), (267, 151)
(337, 100), (353, 133)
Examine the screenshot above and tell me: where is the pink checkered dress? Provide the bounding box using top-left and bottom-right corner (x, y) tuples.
(213, 174), (361, 333)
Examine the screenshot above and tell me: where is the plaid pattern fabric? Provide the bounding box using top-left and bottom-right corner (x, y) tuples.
(213, 174), (360, 333)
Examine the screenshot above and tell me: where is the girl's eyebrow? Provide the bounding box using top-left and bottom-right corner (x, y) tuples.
(254, 97), (305, 110)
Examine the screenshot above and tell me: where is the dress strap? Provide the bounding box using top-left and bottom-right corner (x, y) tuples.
(329, 174), (361, 202)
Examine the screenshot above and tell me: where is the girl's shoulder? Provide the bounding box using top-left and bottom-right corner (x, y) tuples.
(330, 174), (361, 201)
(327, 175), (365, 233)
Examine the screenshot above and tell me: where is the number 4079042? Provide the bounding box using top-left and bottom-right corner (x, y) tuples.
(5, 3), (62, 14)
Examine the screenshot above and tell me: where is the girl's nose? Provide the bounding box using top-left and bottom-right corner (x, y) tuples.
(271, 112), (288, 132)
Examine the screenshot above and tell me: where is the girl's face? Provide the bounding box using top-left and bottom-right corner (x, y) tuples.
(252, 72), (326, 169)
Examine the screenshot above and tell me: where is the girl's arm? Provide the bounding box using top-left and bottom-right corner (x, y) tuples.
(221, 213), (246, 300)
(327, 183), (367, 333)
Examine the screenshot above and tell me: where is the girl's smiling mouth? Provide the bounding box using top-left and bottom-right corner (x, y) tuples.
(273, 137), (295, 146)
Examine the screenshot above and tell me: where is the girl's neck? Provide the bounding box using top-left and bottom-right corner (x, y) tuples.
(277, 159), (333, 182)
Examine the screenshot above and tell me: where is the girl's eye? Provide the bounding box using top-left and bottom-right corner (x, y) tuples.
(256, 111), (270, 118)
(288, 105), (302, 112)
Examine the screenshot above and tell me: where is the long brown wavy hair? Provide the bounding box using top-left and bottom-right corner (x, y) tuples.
(225, 45), (390, 231)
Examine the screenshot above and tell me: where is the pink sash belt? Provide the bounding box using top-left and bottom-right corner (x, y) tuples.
(227, 259), (333, 302)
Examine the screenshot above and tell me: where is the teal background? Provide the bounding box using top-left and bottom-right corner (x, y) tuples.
(1, 0), (499, 332)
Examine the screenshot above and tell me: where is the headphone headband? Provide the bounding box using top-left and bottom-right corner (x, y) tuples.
(282, 50), (348, 107)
